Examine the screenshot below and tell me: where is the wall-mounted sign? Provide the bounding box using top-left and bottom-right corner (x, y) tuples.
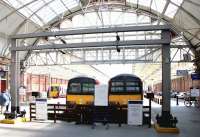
(19, 87), (26, 95)
(0, 70), (6, 78)
(191, 88), (200, 97)
(176, 70), (188, 76)
(191, 73), (200, 80)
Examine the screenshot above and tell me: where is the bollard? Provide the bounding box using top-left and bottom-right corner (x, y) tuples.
(176, 96), (179, 106)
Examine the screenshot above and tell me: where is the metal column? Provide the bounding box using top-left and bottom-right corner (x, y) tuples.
(10, 39), (20, 113)
(161, 44), (171, 117)
(162, 30), (171, 115)
(156, 30), (178, 127)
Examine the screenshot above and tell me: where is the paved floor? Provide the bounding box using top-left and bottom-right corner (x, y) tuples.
(0, 99), (199, 137)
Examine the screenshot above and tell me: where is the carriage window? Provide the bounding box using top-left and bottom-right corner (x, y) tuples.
(82, 83), (94, 93)
(69, 83), (81, 93)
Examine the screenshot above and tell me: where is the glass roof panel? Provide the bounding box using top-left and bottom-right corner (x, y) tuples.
(164, 3), (178, 18)
(36, 6), (57, 23)
(2, 0), (181, 26)
(151, 0), (167, 13)
(61, 0), (79, 9)
(18, 7), (33, 17)
(27, 0), (46, 13)
(2, 0), (79, 26)
(30, 14), (44, 26)
(48, 0), (67, 15)
(139, 0), (151, 7)
(16, 0), (33, 5)
(171, 0), (183, 6)
(4, 0), (22, 8)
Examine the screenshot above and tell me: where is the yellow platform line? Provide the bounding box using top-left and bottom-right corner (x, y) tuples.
(0, 117), (30, 124)
(154, 124), (180, 133)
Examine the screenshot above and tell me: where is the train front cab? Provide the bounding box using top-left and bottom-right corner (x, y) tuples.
(66, 77), (96, 123)
(67, 77), (96, 105)
(48, 85), (60, 98)
(108, 74), (143, 123)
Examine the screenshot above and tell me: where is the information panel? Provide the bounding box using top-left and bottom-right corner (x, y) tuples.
(95, 84), (108, 106)
(191, 88), (200, 97)
(176, 70), (188, 76)
(128, 100), (143, 125)
(36, 98), (48, 120)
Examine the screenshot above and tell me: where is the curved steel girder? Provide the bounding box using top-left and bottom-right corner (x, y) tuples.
(1, 0), (199, 44)
(45, 4), (199, 49)
(1, 0), (199, 35)
(47, 4), (197, 39)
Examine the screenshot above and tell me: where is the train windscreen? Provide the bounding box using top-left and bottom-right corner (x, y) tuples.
(68, 82), (95, 94)
(68, 83), (81, 93)
(111, 81), (141, 93)
(51, 86), (60, 91)
(82, 83), (95, 93)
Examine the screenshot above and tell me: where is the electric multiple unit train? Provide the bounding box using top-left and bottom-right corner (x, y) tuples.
(48, 84), (67, 98)
(66, 76), (97, 105)
(66, 74), (143, 106)
(65, 74), (143, 124)
(108, 74), (143, 105)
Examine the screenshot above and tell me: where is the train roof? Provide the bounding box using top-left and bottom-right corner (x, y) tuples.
(68, 76), (96, 83)
(109, 74), (141, 82)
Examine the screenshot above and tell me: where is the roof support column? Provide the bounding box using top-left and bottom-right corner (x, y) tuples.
(10, 39), (20, 114)
(162, 30), (171, 114)
(156, 30), (178, 128)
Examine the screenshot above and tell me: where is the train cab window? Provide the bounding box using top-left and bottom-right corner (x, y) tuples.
(111, 82), (124, 86)
(126, 82), (140, 92)
(82, 83), (94, 93)
(51, 86), (59, 91)
(126, 82), (139, 86)
(111, 82), (124, 92)
(69, 83), (81, 93)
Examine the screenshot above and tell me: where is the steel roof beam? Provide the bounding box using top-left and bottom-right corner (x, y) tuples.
(10, 25), (172, 39)
(11, 39), (172, 51)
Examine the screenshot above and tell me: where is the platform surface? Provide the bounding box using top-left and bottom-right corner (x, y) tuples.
(0, 98), (199, 137)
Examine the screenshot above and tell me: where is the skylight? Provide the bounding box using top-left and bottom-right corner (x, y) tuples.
(128, 0), (182, 18)
(3, 0), (80, 26)
(164, 3), (179, 18)
(151, 0), (167, 13)
(171, 0), (183, 6)
(2, 0), (183, 26)
(139, 0), (151, 7)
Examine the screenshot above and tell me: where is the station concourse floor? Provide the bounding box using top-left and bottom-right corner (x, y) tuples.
(0, 99), (200, 137)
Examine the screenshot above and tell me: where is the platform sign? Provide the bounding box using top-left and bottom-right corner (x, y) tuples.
(0, 70), (6, 78)
(36, 98), (48, 120)
(191, 73), (200, 80)
(19, 87), (26, 95)
(95, 84), (108, 106)
(128, 100), (143, 125)
(191, 88), (200, 97)
(176, 70), (188, 76)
